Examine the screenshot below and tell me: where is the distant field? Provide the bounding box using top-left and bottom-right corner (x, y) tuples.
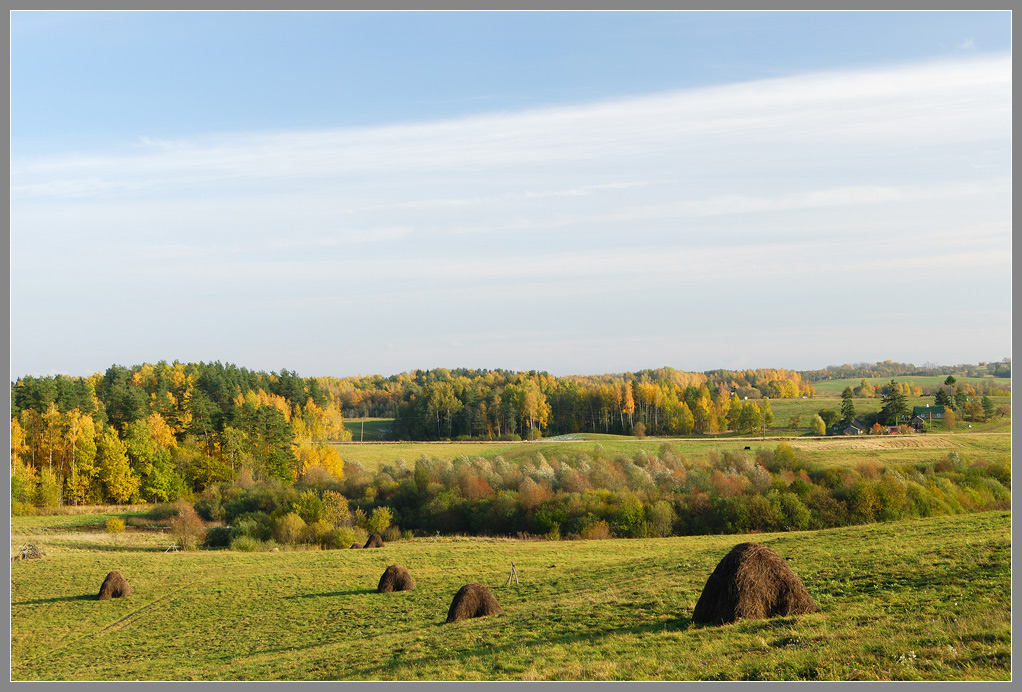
(330, 431), (1010, 472)
(810, 376), (1010, 397)
(342, 417), (394, 442)
(766, 396), (1010, 434)
(10, 511), (1010, 680)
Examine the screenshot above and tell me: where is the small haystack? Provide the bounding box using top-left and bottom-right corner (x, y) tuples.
(11, 544), (45, 562)
(377, 564), (415, 593)
(350, 543), (362, 549)
(692, 542), (819, 625)
(363, 533), (385, 549)
(445, 583), (502, 623)
(97, 571), (133, 600)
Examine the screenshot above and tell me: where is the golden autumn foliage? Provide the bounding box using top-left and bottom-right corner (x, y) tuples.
(296, 443), (345, 480)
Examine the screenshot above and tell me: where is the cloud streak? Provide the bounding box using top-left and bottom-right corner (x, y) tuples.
(12, 54), (1009, 200)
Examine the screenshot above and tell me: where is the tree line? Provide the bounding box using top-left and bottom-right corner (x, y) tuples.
(330, 366), (810, 440)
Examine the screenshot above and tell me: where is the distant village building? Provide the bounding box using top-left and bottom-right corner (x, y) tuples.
(913, 405), (945, 419)
(912, 405), (945, 430)
(842, 421), (865, 436)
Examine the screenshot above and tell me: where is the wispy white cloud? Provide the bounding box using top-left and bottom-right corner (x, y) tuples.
(11, 54), (1010, 201)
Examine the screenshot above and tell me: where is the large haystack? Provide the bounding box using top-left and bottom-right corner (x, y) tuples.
(363, 533), (385, 549)
(692, 542), (819, 625)
(377, 564), (415, 593)
(97, 571), (133, 600)
(445, 583), (502, 623)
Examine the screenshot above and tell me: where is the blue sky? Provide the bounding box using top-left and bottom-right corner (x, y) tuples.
(10, 11), (1012, 378)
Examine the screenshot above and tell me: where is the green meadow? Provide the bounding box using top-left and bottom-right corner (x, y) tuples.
(342, 417), (394, 442)
(10, 510), (1009, 680)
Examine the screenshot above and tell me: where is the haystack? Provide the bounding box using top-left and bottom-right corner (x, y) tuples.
(97, 571), (133, 600)
(377, 564), (415, 593)
(350, 543), (362, 549)
(11, 544), (45, 562)
(692, 542), (819, 625)
(445, 583), (502, 623)
(363, 533), (385, 548)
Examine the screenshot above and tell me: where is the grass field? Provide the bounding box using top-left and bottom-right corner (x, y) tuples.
(330, 432), (1010, 473)
(10, 510), (1010, 680)
(342, 418), (393, 442)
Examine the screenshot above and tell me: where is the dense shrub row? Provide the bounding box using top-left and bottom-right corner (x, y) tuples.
(188, 443), (1009, 548)
(190, 470), (403, 551)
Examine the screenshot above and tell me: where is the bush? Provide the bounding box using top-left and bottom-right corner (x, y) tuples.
(985, 460), (1011, 489)
(195, 487), (226, 522)
(580, 520), (612, 540)
(611, 495), (646, 537)
(806, 487), (849, 529)
(204, 526), (232, 548)
(367, 506), (393, 535)
(776, 492), (811, 530)
(292, 490), (324, 525)
(272, 512), (307, 546)
(106, 517), (126, 535)
(11, 501), (34, 517)
(170, 500), (206, 551)
(327, 526), (357, 549)
(146, 502), (181, 521)
(382, 525), (402, 542)
(304, 519), (334, 547)
(321, 490), (350, 527)
(646, 500), (675, 537)
(632, 422), (646, 439)
(229, 535), (265, 552)
(230, 513), (272, 541)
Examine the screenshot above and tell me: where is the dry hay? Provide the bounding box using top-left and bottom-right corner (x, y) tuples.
(363, 533), (385, 548)
(97, 571), (133, 600)
(787, 436), (954, 452)
(446, 583), (502, 623)
(349, 543), (362, 549)
(377, 564), (415, 593)
(692, 542), (819, 625)
(11, 544), (45, 562)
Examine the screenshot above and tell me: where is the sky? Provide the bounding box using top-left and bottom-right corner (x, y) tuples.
(9, 11), (1012, 379)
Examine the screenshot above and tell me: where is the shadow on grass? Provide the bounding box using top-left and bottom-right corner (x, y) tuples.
(37, 540), (169, 553)
(332, 613), (696, 679)
(283, 589), (377, 599)
(13, 594), (97, 606)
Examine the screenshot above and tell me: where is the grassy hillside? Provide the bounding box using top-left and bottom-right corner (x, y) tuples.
(10, 510), (1009, 680)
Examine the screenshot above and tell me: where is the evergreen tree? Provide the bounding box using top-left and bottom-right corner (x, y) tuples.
(841, 386), (856, 422)
(879, 379), (909, 425)
(981, 395), (995, 420)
